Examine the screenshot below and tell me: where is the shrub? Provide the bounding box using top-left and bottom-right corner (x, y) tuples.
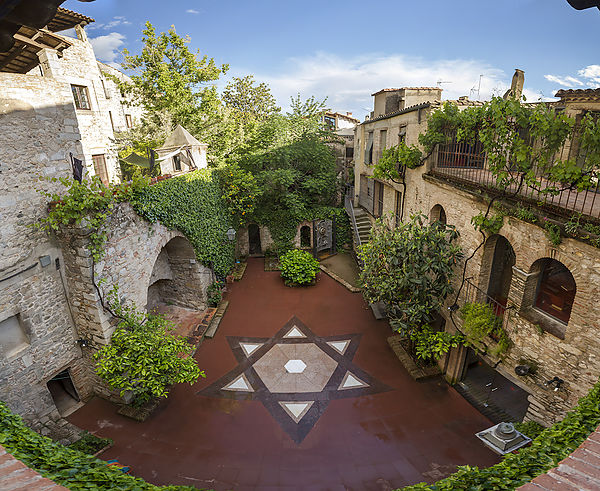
(460, 301), (511, 356)
(279, 249), (319, 286)
(207, 280), (224, 307)
(68, 431), (113, 455)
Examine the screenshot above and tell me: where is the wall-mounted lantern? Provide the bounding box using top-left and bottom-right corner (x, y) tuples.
(226, 228), (236, 242)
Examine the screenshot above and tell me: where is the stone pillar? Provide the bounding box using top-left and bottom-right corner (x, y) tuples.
(444, 344), (469, 384)
(509, 266), (539, 312)
(75, 24), (88, 43)
(37, 49), (62, 78)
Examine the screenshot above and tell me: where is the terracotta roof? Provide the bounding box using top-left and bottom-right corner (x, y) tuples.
(361, 101), (433, 124)
(371, 87), (442, 96)
(47, 7), (95, 33)
(555, 88), (600, 101)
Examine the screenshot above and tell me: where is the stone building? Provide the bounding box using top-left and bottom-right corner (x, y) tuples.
(352, 81), (600, 426)
(0, 7), (143, 186)
(0, 6), (209, 439)
(323, 111), (360, 184)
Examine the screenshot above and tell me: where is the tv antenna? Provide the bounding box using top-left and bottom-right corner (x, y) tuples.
(436, 80), (452, 88)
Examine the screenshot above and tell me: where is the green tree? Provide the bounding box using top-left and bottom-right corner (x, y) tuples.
(222, 75), (280, 124)
(359, 214), (463, 337)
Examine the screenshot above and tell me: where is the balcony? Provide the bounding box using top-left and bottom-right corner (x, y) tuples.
(430, 138), (600, 220)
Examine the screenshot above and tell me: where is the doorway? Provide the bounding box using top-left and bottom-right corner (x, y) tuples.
(248, 224), (262, 255)
(47, 369), (80, 416)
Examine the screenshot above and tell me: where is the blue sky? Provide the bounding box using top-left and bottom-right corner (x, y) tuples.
(63, 0), (600, 119)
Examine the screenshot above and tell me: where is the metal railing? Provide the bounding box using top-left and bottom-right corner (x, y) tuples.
(430, 131), (600, 220)
(463, 278), (507, 321)
(344, 190), (361, 248)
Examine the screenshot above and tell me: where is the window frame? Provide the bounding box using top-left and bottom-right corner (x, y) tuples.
(533, 259), (576, 325)
(92, 154), (109, 186)
(71, 84), (91, 110)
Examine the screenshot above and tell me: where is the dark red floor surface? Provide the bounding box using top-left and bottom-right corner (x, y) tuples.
(68, 258), (499, 490)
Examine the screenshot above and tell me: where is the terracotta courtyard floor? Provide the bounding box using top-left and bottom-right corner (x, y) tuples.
(68, 258), (499, 490)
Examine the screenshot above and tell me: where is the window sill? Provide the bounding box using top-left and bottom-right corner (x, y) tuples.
(520, 307), (566, 340)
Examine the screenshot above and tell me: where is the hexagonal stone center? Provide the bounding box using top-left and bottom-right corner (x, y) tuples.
(284, 359), (307, 374)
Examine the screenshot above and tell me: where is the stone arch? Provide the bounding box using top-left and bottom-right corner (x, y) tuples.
(300, 225), (312, 248)
(477, 234), (516, 309)
(146, 236), (210, 312)
(429, 204), (447, 225)
(248, 223), (262, 255)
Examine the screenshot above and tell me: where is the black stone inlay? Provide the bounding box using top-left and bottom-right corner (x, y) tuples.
(198, 316), (392, 444)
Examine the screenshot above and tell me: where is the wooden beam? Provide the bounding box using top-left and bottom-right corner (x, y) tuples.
(12, 32), (50, 51)
(0, 42), (26, 69)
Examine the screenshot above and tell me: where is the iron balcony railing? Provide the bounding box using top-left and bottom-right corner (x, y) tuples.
(430, 131), (600, 220)
(463, 278), (508, 321)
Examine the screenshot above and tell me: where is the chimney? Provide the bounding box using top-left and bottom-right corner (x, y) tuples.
(503, 69), (525, 100)
(346, 112), (352, 116)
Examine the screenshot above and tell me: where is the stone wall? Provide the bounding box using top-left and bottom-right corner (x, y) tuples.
(0, 73), (92, 435)
(61, 203), (213, 347)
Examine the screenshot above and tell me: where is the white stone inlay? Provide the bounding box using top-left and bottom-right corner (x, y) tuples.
(223, 374), (253, 392)
(283, 326), (305, 338)
(279, 401), (314, 423)
(327, 340), (350, 355)
(240, 342), (262, 357)
(338, 371), (368, 390)
(284, 359), (307, 373)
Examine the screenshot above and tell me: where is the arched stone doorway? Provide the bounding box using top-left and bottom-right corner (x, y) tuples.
(248, 224), (262, 255)
(479, 234), (516, 310)
(429, 204), (447, 225)
(146, 236), (211, 312)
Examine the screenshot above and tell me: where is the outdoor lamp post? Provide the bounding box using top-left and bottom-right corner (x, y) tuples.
(226, 228), (236, 241)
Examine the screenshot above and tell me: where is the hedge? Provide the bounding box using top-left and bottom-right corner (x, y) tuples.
(0, 401), (197, 490)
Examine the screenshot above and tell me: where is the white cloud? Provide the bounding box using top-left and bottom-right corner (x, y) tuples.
(186, 9), (200, 14)
(242, 52), (528, 118)
(578, 65), (600, 85)
(544, 74), (583, 87)
(89, 32), (126, 64)
(88, 16), (131, 31)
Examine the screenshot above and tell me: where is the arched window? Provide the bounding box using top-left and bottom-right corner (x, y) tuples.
(429, 204), (447, 225)
(300, 225), (311, 248)
(534, 259), (576, 324)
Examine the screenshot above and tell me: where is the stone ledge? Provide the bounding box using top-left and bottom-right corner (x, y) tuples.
(319, 264), (361, 293)
(0, 444), (69, 490)
(205, 300), (230, 339)
(387, 335), (441, 381)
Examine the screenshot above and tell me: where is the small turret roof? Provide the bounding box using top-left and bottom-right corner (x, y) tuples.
(157, 125), (205, 151)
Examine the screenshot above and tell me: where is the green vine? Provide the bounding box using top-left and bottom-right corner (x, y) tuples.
(409, 326), (464, 362)
(542, 219), (562, 246)
(460, 302), (511, 356)
(471, 212), (504, 236)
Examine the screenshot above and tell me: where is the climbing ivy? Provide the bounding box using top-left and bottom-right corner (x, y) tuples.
(402, 378), (600, 490)
(460, 302), (511, 357)
(0, 401), (196, 490)
(131, 169), (235, 277)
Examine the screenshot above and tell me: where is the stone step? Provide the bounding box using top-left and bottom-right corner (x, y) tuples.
(455, 380), (516, 425)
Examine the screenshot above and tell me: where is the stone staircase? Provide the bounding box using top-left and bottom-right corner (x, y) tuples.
(354, 208), (373, 244)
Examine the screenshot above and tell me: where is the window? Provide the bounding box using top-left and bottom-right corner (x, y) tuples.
(437, 130), (485, 168)
(534, 259), (576, 324)
(324, 115), (336, 130)
(0, 314), (29, 358)
(345, 146), (354, 159)
(125, 114), (133, 128)
(71, 84), (90, 110)
(92, 154), (109, 185)
(395, 191), (402, 226)
(379, 129), (387, 161)
(374, 181), (384, 217)
(365, 132), (374, 165)
(429, 204), (447, 225)
(108, 111), (114, 131)
(173, 154), (182, 171)
(101, 78), (111, 99)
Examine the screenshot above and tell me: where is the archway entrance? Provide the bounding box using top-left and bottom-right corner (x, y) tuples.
(486, 236), (515, 309)
(47, 369), (80, 416)
(248, 224), (262, 255)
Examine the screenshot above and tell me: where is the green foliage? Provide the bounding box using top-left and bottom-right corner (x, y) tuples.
(214, 163), (260, 227)
(37, 175), (149, 261)
(222, 75), (280, 124)
(542, 219), (562, 246)
(206, 280), (224, 307)
(402, 378), (600, 490)
(0, 401), (196, 490)
(68, 431), (113, 455)
(373, 142), (423, 182)
(471, 212), (504, 235)
(95, 288), (203, 405)
(131, 169), (235, 276)
(279, 249), (320, 286)
(513, 204), (537, 223)
(460, 302), (510, 356)
(564, 213), (582, 236)
(359, 214), (463, 336)
(117, 23), (227, 140)
(514, 420), (545, 440)
(409, 326), (464, 362)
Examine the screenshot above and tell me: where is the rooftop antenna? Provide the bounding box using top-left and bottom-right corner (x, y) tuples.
(436, 80), (452, 88)
(477, 74), (483, 100)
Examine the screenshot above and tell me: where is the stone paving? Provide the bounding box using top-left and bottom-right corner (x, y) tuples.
(68, 258), (499, 490)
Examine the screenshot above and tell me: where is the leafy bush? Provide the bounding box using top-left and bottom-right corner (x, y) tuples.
(402, 379), (600, 490)
(0, 401), (196, 490)
(460, 302), (511, 356)
(409, 326), (464, 362)
(94, 289), (204, 405)
(68, 431), (112, 455)
(131, 169), (235, 276)
(207, 280), (224, 307)
(279, 249), (319, 286)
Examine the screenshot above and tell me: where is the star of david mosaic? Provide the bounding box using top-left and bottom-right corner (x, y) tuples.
(198, 316), (391, 443)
